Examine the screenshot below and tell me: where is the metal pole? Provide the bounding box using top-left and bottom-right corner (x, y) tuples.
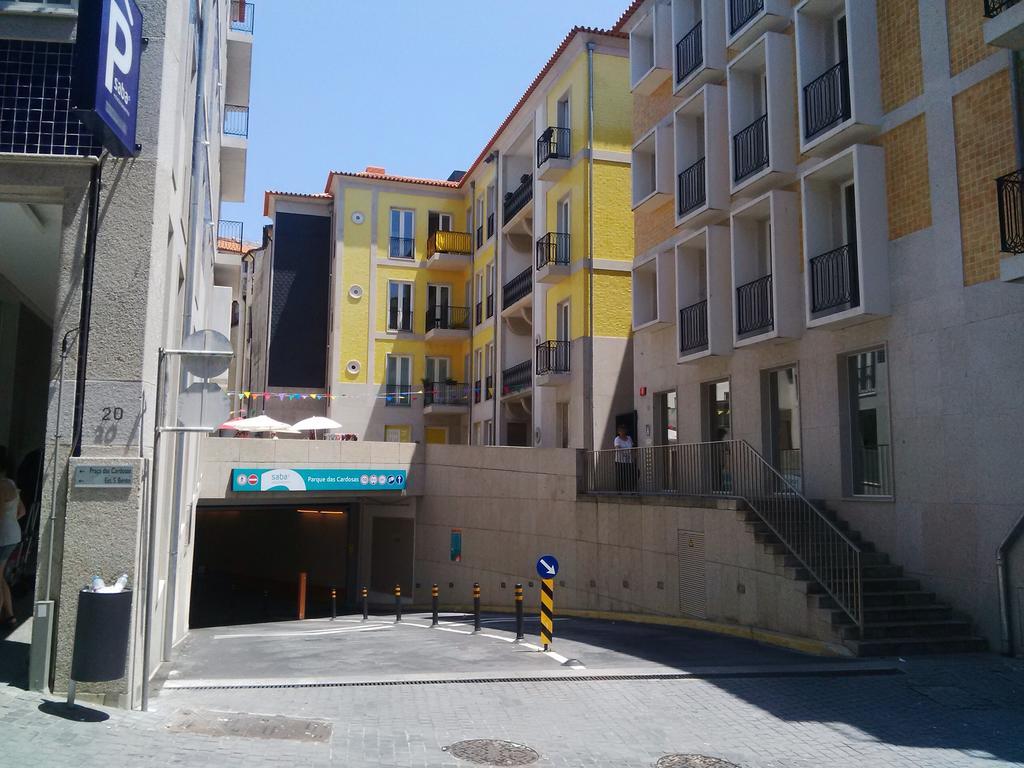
(394, 584), (402, 622)
(141, 349), (165, 711)
(297, 572), (307, 620)
(473, 582), (481, 633)
(431, 583), (439, 627)
(330, 586), (336, 621)
(514, 583), (524, 641)
(361, 586), (368, 621)
(44, 329), (76, 599)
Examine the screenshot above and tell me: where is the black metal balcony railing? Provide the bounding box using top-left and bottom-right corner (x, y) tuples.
(536, 340), (570, 375)
(224, 104), (249, 137)
(384, 384), (412, 407)
(676, 19), (703, 84)
(230, 1), (256, 33)
(985, 0), (1022, 18)
(803, 60), (851, 140)
(218, 220), (243, 252)
(537, 232), (571, 269)
(425, 306), (470, 331)
(426, 230), (472, 259)
(485, 374), (494, 400)
(538, 126), (571, 167)
(678, 157), (706, 217)
(679, 299), (709, 354)
(502, 360), (532, 395)
(504, 174), (534, 221)
(503, 267), (533, 308)
(733, 113), (769, 183)
(475, 301), (483, 326)
(810, 244), (859, 314)
(486, 293), (494, 318)
(424, 382), (470, 408)
(996, 168), (1024, 253)
(388, 307), (413, 332)
(389, 236), (415, 260)
(730, 0), (764, 35)
(487, 212), (495, 239)
(736, 273), (774, 337)
(474, 380), (482, 404)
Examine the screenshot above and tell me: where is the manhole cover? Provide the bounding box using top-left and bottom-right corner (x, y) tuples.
(445, 739), (540, 766)
(656, 756), (740, 768)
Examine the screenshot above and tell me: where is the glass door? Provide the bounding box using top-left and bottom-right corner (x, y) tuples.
(427, 284), (451, 329)
(763, 366), (802, 491)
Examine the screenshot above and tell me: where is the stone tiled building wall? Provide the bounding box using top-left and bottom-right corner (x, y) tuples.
(634, 198), (676, 256)
(953, 69), (1017, 285)
(947, 0), (998, 76)
(632, 79), (675, 140)
(878, 114), (932, 241)
(877, 0), (924, 113)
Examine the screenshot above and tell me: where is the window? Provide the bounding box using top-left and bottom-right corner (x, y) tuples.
(0, 0), (76, 10)
(428, 212), (452, 236)
(484, 420), (494, 446)
(844, 348), (892, 496)
(486, 263), (496, 317)
(486, 185), (496, 238)
(387, 281), (413, 332)
(557, 300), (571, 342)
(476, 197), (485, 247)
(389, 209), (415, 259)
(467, 206), (473, 232)
(385, 355), (412, 407)
(425, 356), (450, 384)
(763, 366), (802, 491)
(427, 284), (451, 329)
(474, 349), (483, 403)
(702, 379), (731, 442)
(557, 95), (571, 131)
(385, 425), (411, 442)
(556, 196), (571, 263)
(485, 343), (494, 400)
(475, 273), (484, 325)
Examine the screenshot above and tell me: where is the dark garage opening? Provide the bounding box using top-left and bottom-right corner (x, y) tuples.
(189, 505), (355, 628)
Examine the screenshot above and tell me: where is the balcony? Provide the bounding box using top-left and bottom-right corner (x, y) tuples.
(679, 300), (709, 355)
(424, 306), (471, 341)
(984, 0), (1024, 48)
(217, 220), (244, 253)
(536, 341), (570, 385)
(537, 126), (571, 180)
(502, 267), (533, 319)
(633, 251), (675, 331)
(676, 225), (732, 362)
(632, 124), (674, 213)
(672, 1), (727, 98)
(736, 274), (774, 338)
(676, 20), (703, 86)
(732, 114), (768, 184)
(423, 382), (470, 414)
(425, 230), (472, 269)
(997, 168), (1024, 254)
(384, 384), (412, 407)
(727, 0), (789, 51)
(629, 1), (673, 94)
(536, 232), (570, 284)
(389, 236), (415, 260)
(678, 157), (706, 217)
(226, 2), (254, 113)
(809, 244), (858, 315)
(803, 62), (850, 141)
(674, 84), (729, 228)
(224, 105), (249, 137)
(502, 360), (532, 398)
(503, 174), (534, 226)
(221, 104), (249, 203)
(230, 1), (255, 33)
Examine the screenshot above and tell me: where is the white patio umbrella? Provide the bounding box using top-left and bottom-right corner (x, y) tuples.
(217, 418), (245, 431)
(291, 416), (342, 440)
(230, 414), (293, 433)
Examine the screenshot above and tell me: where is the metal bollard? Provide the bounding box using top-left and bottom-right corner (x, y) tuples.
(514, 583), (524, 641)
(394, 583), (402, 622)
(330, 586), (337, 621)
(361, 586), (368, 621)
(431, 584), (439, 627)
(473, 582), (481, 632)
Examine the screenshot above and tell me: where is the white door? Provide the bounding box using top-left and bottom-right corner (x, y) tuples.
(427, 284), (451, 328)
(426, 356), (450, 384)
(557, 300), (571, 342)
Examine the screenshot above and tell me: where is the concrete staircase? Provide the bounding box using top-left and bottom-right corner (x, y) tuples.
(737, 506), (987, 656)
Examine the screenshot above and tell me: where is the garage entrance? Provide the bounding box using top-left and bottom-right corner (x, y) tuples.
(189, 504), (357, 628)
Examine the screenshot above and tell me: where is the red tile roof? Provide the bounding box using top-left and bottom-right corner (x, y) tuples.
(262, 190), (333, 216)
(612, 0), (644, 32)
(324, 169), (460, 191)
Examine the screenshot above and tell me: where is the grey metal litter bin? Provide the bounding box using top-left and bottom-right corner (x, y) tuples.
(70, 588), (132, 683)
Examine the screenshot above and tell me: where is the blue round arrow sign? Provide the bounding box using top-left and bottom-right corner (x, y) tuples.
(536, 555), (559, 579)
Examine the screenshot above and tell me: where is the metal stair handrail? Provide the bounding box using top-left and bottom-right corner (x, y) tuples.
(580, 439), (863, 630)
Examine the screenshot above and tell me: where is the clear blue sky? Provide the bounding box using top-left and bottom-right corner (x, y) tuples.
(221, 0), (629, 243)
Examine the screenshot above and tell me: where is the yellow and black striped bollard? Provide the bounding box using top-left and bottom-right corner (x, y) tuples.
(361, 586), (368, 621)
(514, 583), (524, 641)
(330, 586), (336, 621)
(472, 582), (481, 632)
(431, 583), (439, 627)
(394, 583), (402, 622)
(540, 579), (555, 650)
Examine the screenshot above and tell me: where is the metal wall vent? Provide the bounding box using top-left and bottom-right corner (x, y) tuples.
(678, 529), (707, 618)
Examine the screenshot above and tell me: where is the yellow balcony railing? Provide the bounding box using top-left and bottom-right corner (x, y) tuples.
(426, 230), (473, 259)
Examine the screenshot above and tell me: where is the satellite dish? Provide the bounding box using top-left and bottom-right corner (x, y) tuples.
(180, 329), (233, 379)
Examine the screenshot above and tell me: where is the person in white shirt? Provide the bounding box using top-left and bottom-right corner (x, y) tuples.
(613, 424), (635, 492)
(0, 446), (26, 627)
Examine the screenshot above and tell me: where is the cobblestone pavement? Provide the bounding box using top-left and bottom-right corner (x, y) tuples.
(3, 614), (1024, 767)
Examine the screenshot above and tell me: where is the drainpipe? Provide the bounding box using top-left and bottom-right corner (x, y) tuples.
(469, 180), (476, 443)
(998, 513), (1024, 656)
(491, 151), (500, 443)
(585, 42), (596, 454)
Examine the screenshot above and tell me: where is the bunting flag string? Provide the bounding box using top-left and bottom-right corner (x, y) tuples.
(226, 390), (436, 402)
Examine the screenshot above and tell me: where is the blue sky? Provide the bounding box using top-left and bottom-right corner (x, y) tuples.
(221, 0), (629, 243)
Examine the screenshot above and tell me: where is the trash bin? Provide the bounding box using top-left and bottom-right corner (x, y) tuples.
(70, 588), (133, 683)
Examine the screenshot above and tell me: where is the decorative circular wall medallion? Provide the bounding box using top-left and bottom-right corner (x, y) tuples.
(348, 284), (363, 300)
(346, 360), (361, 375)
(351, 211), (365, 224)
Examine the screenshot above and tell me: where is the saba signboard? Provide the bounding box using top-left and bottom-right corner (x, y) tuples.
(72, 0), (144, 157)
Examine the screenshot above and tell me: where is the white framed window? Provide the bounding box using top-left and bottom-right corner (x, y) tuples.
(428, 211), (452, 235)
(426, 283), (451, 329)
(556, 94), (571, 131)
(486, 263), (496, 317)
(557, 299), (571, 342)
(425, 356), (450, 383)
(0, 0), (77, 13)
(389, 209), (415, 259)
(385, 355), (413, 407)
(387, 281), (413, 332)
(486, 185), (496, 238)
(476, 197), (485, 247)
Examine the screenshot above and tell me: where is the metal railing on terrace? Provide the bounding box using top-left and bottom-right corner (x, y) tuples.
(423, 382), (469, 407)
(503, 267), (532, 308)
(425, 306), (470, 331)
(810, 243), (859, 314)
(538, 127), (571, 167)
(224, 105), (249, 137)
(678, 157), (706, 217)
(426, 230), (472, 258)
(218, 220), (243, 252)
(502, 360), (532, 395)
(676, 19), (703, 84)
(736, 273), (773, 337)
(389, 236), (415, 260)
(537, 232), (570, 269)
(985, 0), (1022, 18)
(679, 299), (708, 354)
(733, 113), (769, 183)
(579, 440), (864, 632)
(996, 168), (1024, 253)
(730, 0), (764, 35)
(504, 174), (534, 221)
(230, 1), (255, 33)
(384, 384), (412, 407)
(803, 60), (850, 140)
(536, 340), (570, 375)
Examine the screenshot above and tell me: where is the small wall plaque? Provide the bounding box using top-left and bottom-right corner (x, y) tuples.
(74, 464), (134, 488)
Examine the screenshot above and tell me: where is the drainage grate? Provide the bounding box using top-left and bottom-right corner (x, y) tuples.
(165, 709), (332, 742)
(656, 756), (740, 768)
(444, 739), (539, 766)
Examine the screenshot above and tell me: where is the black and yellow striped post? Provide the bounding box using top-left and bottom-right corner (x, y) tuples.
(514, 583), (524, 641)
(431, 583), (439, 627)
(539, 579), (555, 650)
(361, 586), (368, 621)
(394, 583), (402, 622)
(330, 586), (337, 621)
(472, 582), (482, 632)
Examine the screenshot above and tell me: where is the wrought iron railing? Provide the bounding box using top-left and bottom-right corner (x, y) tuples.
(676, 19), (703, 84)
(580, 439), (864, 631)
(679, 300), (708, 354)
(733, 113), (769, 183)
(503, 267), (533, 308)
(218, 220), (243, 252)
(423, 382), (469, 407)
(230, 1), (255, 33)
(384, 384), (412, 407)
(389, 236), (415, 260)
(538, 126), (571, 167)
(810, 244), (859, 314)
(803, 60), (850, 140)
(537, 340), (570, 375)
(425, 306), (470, 331)
(736, 273), (773, 337)
(730, 0), (764, 35)
(985, 0), (1022, 17)
(502, 360), (532, 395)
(678, 157), (706, 217)
(996, 168), (1024, 253)
(426, 230), (472, 258)
(537, 232), (571, 269)
(224, 105), (250, 137)
(504, 174), (534, 221)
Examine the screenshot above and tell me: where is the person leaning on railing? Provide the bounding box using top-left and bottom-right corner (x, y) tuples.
(613, 425), (636, 492)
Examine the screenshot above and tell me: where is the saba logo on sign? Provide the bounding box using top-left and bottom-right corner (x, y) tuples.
(72, 0), (144, 158)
